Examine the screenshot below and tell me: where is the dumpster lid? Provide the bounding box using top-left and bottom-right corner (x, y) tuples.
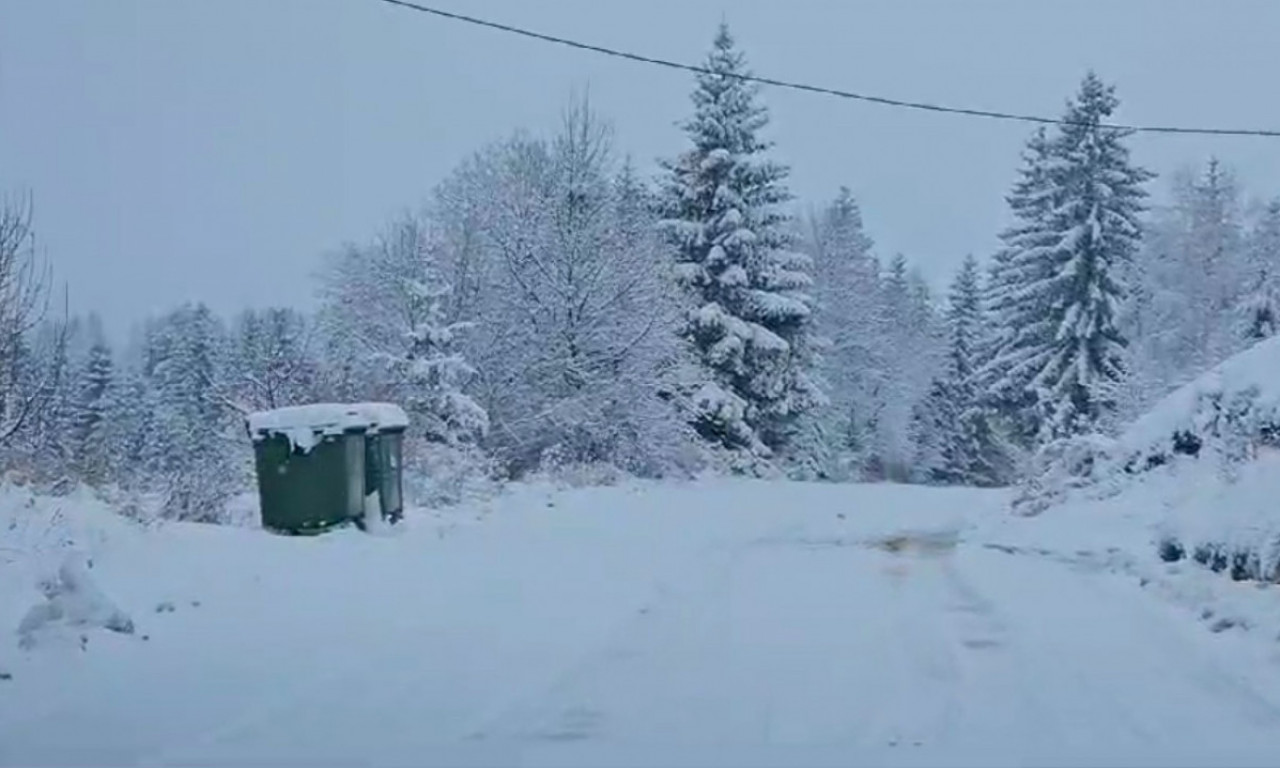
(247, 402), (409, 450)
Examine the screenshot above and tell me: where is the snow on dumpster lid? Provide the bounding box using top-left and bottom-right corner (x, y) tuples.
(246, 402), (409, 439)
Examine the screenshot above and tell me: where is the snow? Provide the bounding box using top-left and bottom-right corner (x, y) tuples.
(8, 479), (1280, 766)
(16, 551), (135, 650)
(246, 402), (410, 452)
(1121, 334), (1280, 461)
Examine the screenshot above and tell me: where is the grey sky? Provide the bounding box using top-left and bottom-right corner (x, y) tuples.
(2, 0), (1278, 339)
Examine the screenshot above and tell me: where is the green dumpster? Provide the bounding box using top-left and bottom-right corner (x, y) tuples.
(246, 403), (410, 534)
(364, 428), (405, 524)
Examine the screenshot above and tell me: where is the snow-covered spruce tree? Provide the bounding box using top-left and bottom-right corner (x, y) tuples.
(143, 304), (238, 521)
(911, 255), (1011, 486)
(71, 316), (114, 485)
(104, 360), (152, 490)
(867, 254), (943, 480)
(980, 127), (1055, 447)
(397, 261), (488, 447)
(807, 187), (883, 478)
(659, 23), (821, 466)
(318, 214), (488, 446)
(1238, 198), (1280, 343)
(982, 73), (1153, 444)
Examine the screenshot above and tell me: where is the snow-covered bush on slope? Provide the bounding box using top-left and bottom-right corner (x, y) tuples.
(1, 485), (144, 658)
(1016, 335), (1280, 581)
(1118, 334), (1280, 474)
(1011, 433), (1124, 517)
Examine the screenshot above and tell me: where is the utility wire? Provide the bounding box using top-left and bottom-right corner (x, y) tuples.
(374, 0), (1280, 138)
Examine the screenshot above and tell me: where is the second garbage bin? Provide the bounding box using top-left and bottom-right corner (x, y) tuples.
(247, 402), (409, 534)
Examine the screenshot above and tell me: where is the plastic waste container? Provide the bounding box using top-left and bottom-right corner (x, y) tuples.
(246, 402), (409, 534)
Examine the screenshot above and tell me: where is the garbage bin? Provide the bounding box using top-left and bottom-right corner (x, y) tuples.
(364, 426), (406, 525)
(246, 403), (410, 534)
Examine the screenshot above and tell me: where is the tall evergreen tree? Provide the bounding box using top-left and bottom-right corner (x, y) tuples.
(808, 187), (880, 476)
(105, 362), (152, 488)
(393, 262), (488, 447)
(660, 23), (821, 461)
(867, 253), (944, 479)
(146, 304), (236, 521)
(979, 127), (1054, 443)
(983, 73), (1153, 443)
(946, 255), (983, 384)
(912, 256), (1009, 485)
(72, 317), (114, 485)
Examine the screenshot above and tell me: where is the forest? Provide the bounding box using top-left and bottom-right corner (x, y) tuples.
(1, 24), (1276, 523)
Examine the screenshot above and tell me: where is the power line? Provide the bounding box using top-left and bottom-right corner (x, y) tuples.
(374, 0), (1280, 139)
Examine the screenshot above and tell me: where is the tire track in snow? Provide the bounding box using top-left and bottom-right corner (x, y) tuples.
(461, 531), (763, 745)
(955, 544), (1280, 751)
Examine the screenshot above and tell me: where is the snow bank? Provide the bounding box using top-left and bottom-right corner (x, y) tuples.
(246, 402), (409, 452)
(1018, 336), (1280, 583)
(17, 551), (135, 650)
(1119, 334), (1280, 471)
(0, 485), (145, 664)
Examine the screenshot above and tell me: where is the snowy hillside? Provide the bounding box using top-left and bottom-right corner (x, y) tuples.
(1121, 333), (1280, 472)
(1018, 335), (1280, 573)
(8, 478), (1280, 767)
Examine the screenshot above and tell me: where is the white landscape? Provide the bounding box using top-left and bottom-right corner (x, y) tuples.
(7, 424), (1280, 767)
(5, 3), (1280, 766)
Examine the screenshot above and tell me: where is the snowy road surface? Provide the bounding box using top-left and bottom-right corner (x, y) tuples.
(5, 480), (1280, 767)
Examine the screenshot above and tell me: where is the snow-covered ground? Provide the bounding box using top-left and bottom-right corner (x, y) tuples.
(6, 476), (1280, 767)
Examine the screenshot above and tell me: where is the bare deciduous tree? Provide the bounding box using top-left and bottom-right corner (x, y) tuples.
(0, 194), (55, 446)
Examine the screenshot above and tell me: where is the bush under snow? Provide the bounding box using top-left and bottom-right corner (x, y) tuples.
(17, 551), (135, 650)
(1018, 335), (1280, 581)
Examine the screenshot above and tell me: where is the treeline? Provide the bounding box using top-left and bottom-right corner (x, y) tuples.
(2, 25), (1277, 521)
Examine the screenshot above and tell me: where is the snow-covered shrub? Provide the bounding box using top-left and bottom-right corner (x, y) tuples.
(16, 551), (134, 650)
(1023, 336), (1280, 519)
(1119, 335), (1280, 476)
(401, 441), (499, 509)
(1011, 434), (1122, 516)
(1023, 337), (1280, 584)
(1151, 452), (1280, 584)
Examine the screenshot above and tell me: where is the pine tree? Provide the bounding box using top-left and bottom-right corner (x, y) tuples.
(946, 256), (983, 384)
(146, 304), (236, 521)
(808, 187), (880, 477)
(983, 73), (1153, 443)
(396, 266), (488, 447)
(105, 363), (151, 488)
(868, 254), (943, 479)
(911, 256), (1009, 485)
(909, 376), (961, 484)
(980, 128), (1055, 445)
(660, 23), (821, 461)
(72, 318), (114, 485)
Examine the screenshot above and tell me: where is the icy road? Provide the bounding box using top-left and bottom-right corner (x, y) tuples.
(5, 480), (1280, 767)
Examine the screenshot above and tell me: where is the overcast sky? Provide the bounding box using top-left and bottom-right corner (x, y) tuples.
(3, 0), (1279, 338)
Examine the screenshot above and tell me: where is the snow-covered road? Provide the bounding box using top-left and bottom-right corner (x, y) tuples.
(5, 479), (1280, 767)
